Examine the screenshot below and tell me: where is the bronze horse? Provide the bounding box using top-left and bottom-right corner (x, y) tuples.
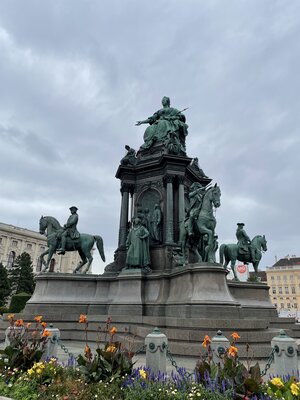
(39, 216), (105, 274)
(219, 235), (267, 280)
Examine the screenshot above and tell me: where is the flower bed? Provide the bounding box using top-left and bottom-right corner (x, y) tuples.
(0, 315), (299, 399)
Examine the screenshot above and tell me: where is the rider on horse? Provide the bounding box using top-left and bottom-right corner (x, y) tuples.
(57, 206), (80, 255)
(236, 223), (255, 262)
(186, 182), (206, 237)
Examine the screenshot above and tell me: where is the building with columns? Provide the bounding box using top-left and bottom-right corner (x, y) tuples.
(266, 256), (300, 317)
(0, 222), (80, 273)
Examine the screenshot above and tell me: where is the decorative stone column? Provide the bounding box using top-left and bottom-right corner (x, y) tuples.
(118, 183), (130, 247)
(164, 175), (174, 244)
(178, 176), (185, 225)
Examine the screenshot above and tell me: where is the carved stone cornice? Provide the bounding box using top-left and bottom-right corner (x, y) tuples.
(177, 175), (185, 185)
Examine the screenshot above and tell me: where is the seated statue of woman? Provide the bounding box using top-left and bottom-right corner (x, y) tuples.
(135, 96), (188, 151)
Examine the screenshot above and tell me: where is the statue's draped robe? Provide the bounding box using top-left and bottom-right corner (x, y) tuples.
(126, 225), (150, 267)
(143, 107), (188, 149)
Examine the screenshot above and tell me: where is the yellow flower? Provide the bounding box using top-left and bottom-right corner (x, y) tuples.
(139, 369), (147, 379)
(231, 332), (241, 340)
(106, 345), (117, 353)
(34, 315), (43, 323)
(270, 377), (284, 388)
(202, 335), (211, 348)
(290, 383), (300, 396)
(228, 345), (238, 357)
(41, 322), (47, 328)
(7, 314), (15, 321)
(36, 368), (43, 375)
(79, 314), (87, 323)
(27, 369), (34, 375)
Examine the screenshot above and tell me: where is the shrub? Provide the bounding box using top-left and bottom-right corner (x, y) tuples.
(9, 292), (31, 313)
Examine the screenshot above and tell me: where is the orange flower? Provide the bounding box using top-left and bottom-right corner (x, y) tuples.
(85, 344), (91, 356)
(110, 326), (117, 336)
(79, 314), (87, 324)
(231, 332), (241, 340)
(228, 345), (238, 357)
(202, 335), (211, 348)
(7, 314), (15, 321)
(15, 319), (24, 327)
(106, 345), (117, 353)
(41, 322), (47, 329)
(26, 322), (31, 329)
(42, 330), (51, 338)
(34, 315), (43, 323)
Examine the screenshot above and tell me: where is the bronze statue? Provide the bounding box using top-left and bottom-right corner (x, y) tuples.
(236, 223), (255, 261)
(136, 96), (188, 152)
(57, 206), (80, 255)
(219, 233), (267, 281)
(39, 215), (105, 274)
(179, 183), (221, 264)
(151, 204), (162, 243)
(186, 183), (206, 237)
(190, 157), (208, 178)
(121, 145), (137, 166)
(125, 217), (151, 270)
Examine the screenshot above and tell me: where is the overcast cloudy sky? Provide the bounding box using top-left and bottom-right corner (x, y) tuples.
(0, 0), (299, 273)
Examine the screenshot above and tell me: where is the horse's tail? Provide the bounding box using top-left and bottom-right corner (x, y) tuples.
(94, 235), (106, 262)
(219, 244), (226, 264)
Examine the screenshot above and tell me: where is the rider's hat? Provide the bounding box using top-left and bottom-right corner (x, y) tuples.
(70, 206), (78, 212)
(237, 222), (245, 227)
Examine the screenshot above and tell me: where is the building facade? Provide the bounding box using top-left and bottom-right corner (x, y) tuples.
(0, 222), (81, 273)
(266, 256), (300, 317)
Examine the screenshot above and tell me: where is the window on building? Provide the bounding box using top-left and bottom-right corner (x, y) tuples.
(285, 287), (289, 294)
(287, 303), (291, 308)
(291, 287), (296, 294)
(40, 246), (45, 252)
(272, 287), (276, 294)
(271, 276), (275, 281)
(0, 237), (2, 245)
(283, 275), (287, 281)
(277, 276), (281, 281)
(27, 243), (32, 250)
(290, 275), (294, 281)
(294, 304), (298, 309)
(7, 251), (16, 268)
(280, 303), (284, 309)
(12, 240), (18, 248)
(278, 287), (283, 294)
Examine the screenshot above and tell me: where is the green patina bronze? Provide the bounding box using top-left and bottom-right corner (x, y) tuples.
(39, 215), (105, 274)
(125, 217), (151, 271)
(219, 224), (267, 280)
(179, 183), (221, 264)
(136, 96), (188, 152)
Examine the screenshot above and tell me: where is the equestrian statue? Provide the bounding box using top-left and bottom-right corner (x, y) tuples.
(39, 206), (105, 274)
(179, 183), (221, 265)
(219, 223), (267, 280)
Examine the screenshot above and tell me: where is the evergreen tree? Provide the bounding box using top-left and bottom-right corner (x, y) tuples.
(0, 263), (11, 306)
(9, 252), (35, 295)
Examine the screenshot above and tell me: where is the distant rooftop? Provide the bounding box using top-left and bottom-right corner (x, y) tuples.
(267, 255), (300, 270)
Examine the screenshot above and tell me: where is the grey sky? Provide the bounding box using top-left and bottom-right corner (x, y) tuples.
(0, 1), (299, 273)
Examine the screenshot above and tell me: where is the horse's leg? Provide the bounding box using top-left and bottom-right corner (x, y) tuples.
(73, 249), (87, 274)
(42, 247), (54, 272)
(81, 246), (93, 274)
(39, 249), (49, 269)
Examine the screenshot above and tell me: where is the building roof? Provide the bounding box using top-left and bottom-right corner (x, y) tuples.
(272, 257), (300, 268)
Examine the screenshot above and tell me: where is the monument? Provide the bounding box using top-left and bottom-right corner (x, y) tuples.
(18, 96), (288, 358)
